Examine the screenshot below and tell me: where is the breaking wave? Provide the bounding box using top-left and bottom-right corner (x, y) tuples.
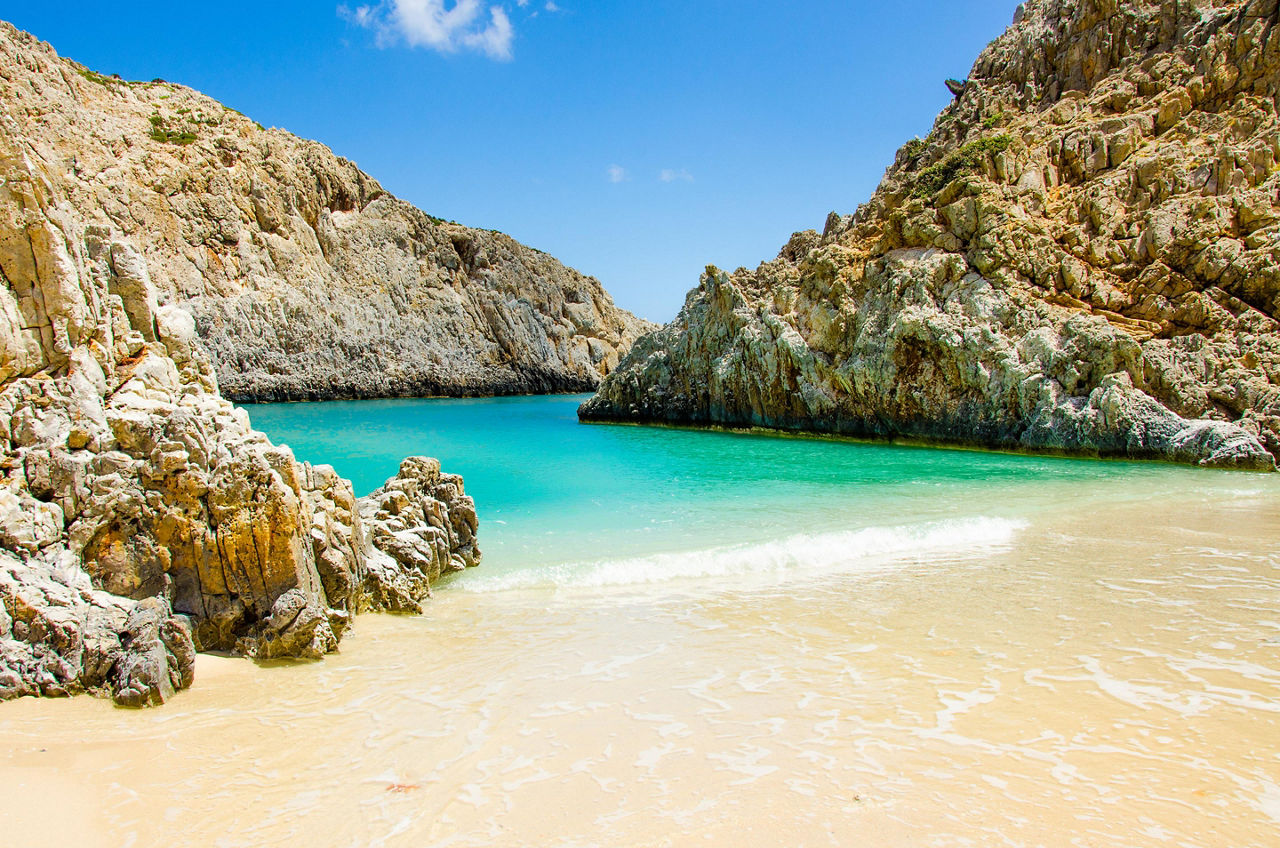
(454, 516), (1025, 593)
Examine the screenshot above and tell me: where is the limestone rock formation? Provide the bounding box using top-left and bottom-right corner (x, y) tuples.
(359, 456), (481, 614)
(583, 0), (1280, 470)
(0, 280), (482, 704)
(0, 20), (485, 703)
(0, 21), (651, 402)
(0, 323), (482, 703)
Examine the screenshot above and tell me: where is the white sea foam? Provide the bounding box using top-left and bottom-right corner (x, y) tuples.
(455, 516), (1025, 593)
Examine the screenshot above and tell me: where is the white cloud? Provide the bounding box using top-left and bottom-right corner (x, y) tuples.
(659, 168), (694, 183)
(339, 4), (378, 26)
(545, 1), (560, 10)
(607, 164), (628, 183)
(461, 6), (513, 57)
(340, 1), (515, 60)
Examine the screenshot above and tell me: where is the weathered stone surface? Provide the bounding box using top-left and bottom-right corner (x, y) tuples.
(583, 0), (1280, 470)
(358, 457), (481, 615)
(239, 588), (344, 662)
(0, 548), (194, 706)
(110, 597), (195, 708)
(0, 23), (487, 704)
(0, 21), (651, 403)
(0, 329), (482, 701)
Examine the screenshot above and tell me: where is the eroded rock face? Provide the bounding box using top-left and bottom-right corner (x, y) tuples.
(582, 0), (1280, 470)
(0, 21), (651, 403)
(359, 457), (482, 615)
(0, 24), (484, 703)
(0, 549), (193, 703)
(0, 324), (481, 703)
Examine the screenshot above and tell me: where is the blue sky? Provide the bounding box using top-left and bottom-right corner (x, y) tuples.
(3, 2), (1017, 322)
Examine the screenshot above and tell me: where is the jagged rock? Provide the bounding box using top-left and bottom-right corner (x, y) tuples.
(237, 588), (345, 661)
(583, 0), (1280, 471)
(358, 457), (481, 614)
(0, 21), (652, 402)
(945, 78), (969, 98)
(302, 463), (369, 615)
(109, 597), (195, 707)
(0, 24), (488, 703)
(0, 549), (192, 705)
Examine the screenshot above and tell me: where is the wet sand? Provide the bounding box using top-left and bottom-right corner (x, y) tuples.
(2, 490), (1278, 847)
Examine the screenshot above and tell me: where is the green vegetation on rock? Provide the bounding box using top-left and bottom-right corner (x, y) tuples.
(75, 66), (121, 87)
(899, 137), (928, 162)
(148, 113), (197, 145)
(74, 65), (149, 88)
(912, 134), (1012, 197)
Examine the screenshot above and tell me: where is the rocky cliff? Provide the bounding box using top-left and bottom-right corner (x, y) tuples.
(582, 0), (1280, 470)
(0, 299), (481, 703)
(0, 23), (492, 705)
(0, 21), (650, 402)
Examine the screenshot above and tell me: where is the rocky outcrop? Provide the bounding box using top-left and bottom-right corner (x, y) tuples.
(359, 457), (481, 614)
(0, 21), (651, 402)
(0, 338), (480, 705)
(0, 550), (193, 705)
(0, 21), (484, 704)
(0, 319), (482, 705)
(582, 0), (1280, 470)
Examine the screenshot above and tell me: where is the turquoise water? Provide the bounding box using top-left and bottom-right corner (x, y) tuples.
(244, 394), (1273, 587)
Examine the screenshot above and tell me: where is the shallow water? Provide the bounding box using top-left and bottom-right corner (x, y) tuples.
(239, 394), (1266, 578)
(2, 395), (1278, 847)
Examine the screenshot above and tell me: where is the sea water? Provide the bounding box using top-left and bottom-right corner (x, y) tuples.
(244, 394), (1234, 590)
(2, 394), (1278, 847)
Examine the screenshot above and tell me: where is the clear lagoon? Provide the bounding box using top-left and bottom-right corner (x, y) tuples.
(242, 393), (1263, 591)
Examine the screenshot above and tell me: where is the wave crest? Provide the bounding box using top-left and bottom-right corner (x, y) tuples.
(455, 517), (1025, 593)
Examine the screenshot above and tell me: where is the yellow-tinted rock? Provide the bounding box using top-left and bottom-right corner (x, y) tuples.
(584, 0), (1280, 470)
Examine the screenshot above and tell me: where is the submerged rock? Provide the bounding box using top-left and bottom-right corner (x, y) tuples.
(583, 0), (1280, 470)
